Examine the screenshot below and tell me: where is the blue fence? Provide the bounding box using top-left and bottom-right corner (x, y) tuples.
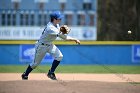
(0, 44), (140, 65)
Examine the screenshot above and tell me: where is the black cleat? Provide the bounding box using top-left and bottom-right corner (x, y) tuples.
(47, 70), (57, 80)
(21, 73), (28, 80)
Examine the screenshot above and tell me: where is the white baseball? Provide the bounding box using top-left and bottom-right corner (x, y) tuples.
(128, 30), (132, 34)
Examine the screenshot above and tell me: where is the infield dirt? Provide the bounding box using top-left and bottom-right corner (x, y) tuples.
(0, 73), (140, 93)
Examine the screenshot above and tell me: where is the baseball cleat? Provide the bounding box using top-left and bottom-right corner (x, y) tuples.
(47, 70), (57, 80)
(21, 73), (28, 80)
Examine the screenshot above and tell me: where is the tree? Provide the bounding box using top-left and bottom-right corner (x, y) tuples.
(97, 0), (140, 41)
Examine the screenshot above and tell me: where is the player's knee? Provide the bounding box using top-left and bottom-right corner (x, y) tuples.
(55, 55), (63, 61)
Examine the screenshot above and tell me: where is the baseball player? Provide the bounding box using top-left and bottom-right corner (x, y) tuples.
(21, 11), (80, 80)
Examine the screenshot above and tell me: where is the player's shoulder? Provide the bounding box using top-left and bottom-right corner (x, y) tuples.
(47, 22), (59, 32)
(47, 22), (54, 29)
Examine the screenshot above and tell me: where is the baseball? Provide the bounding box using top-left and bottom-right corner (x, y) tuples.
(128, 30), (132, 34)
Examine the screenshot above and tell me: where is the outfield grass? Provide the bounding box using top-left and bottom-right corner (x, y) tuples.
(0, 65), (140, 74)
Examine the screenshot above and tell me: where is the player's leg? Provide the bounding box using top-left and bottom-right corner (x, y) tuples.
(47, 44), (63, 80)
(21, 65), (33, 80)
(22, 44), (49, 80)
(49, 44), (63, 73)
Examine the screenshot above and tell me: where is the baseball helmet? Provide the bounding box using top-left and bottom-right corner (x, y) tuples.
(50, 11), (64, 20)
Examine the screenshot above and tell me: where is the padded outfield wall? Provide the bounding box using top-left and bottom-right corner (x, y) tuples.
(0, 41), (140, 65)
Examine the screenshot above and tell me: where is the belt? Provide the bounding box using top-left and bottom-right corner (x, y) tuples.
(37, 40), (50, 46)
(41, 43), (49, 46)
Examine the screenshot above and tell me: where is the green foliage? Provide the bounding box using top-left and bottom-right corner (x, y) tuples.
(98, 0), (140, 41)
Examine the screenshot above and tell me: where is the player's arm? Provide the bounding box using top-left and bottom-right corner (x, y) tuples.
(58, 34), (80, 44)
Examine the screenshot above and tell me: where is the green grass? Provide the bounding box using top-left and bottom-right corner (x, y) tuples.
(0, 65), (140, 74)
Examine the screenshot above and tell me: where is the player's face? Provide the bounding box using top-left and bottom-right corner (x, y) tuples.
(56, 19), (61, 23)
(54, 19), (61, 24)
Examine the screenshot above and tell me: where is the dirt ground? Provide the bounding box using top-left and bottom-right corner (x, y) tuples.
(0, 73), (140, 93)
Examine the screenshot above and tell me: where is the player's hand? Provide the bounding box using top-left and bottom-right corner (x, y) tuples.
(75, 39), (80, 45)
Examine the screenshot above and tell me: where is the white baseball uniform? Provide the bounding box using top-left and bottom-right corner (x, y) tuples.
(30, 22), (72, 69)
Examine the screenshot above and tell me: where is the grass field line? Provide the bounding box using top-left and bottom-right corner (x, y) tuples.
(0, 73), (140, 83)
(0, 65), (140, 74)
